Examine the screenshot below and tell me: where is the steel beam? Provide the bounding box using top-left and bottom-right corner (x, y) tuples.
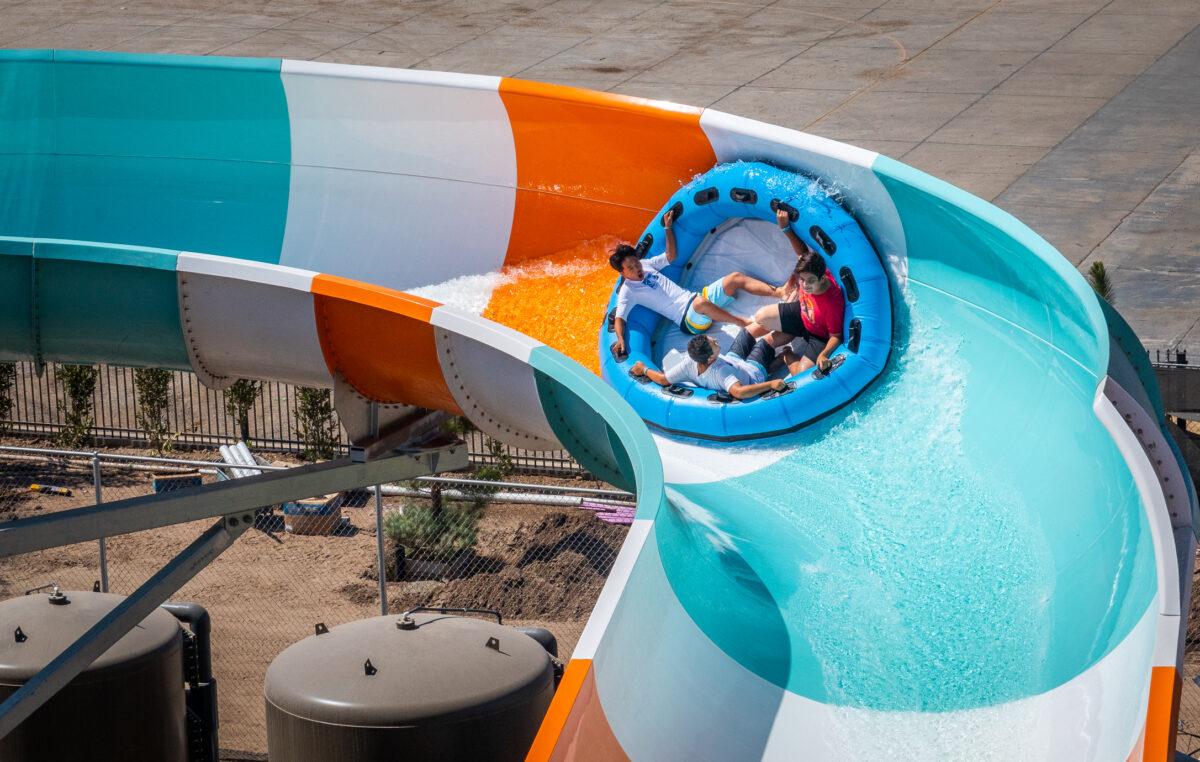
(0, 445), (467, 558)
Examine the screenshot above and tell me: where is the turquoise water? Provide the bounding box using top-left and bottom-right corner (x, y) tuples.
(657, 281), (1156, 711)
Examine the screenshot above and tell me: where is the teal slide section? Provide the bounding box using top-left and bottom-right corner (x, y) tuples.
(0, 51), (291, 262)
(0, 237), (190, 368)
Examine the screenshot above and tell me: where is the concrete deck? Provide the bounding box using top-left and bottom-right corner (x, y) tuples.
(2, 0), (1196, 352)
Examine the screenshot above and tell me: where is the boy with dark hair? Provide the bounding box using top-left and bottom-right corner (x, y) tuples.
(609, 209), (778, 358)
(631, 330), (787, 401)
(747, 208), (846, 374)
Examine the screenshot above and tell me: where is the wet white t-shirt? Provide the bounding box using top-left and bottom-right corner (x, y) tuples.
(664, 353), (764, 393)
(614, 254), (694, 324)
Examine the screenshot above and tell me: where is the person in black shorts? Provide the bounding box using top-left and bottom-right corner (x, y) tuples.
(747, 209), (846, 375)
(631, 329), (787, 400)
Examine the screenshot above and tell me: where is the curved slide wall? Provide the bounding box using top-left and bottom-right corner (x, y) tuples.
(0, 51), (1194, 761)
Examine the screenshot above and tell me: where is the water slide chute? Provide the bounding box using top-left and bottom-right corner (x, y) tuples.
(0, 51), (1193, 761)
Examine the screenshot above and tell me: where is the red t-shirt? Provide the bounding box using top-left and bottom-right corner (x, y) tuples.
(795, 273), (845, 339)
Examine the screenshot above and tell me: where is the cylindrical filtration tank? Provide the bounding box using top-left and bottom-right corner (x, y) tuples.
(265, 613), (555, 761)
(0, 590), (186, 762)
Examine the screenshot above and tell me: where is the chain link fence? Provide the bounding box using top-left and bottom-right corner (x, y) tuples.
(0, 446), (631, 757)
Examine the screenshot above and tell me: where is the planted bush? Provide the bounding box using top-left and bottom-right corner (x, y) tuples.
(0, 362), (15, 434)
(223, 378), (260, 442)
(295, 386), (339, 461)
(133, 367), (174, 453)
(56, 364), (98, 448)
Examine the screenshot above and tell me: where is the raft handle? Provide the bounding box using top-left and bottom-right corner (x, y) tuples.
(628, 369), (652, 385)
(635, 233), (653, 258)
(662, 201), (684, 226)
(730, 187), (758, 204)
(770, 199), (799, 222)
(609, 341), (629, 363)
(812, 353), (846, 380)
(665, 384), (694, 399)
(708, 390), (735, 404)
(839, 266), (859, 302)
(760, 383), (794, 401)
(848, 318), (862, 353)
(810, 225), (837, 255)
(693, 187), (719, 206)
(605, 309), (616, 333)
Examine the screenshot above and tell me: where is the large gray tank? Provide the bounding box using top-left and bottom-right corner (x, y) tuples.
(265, 613), (555, 761)
(0, 589), (185, 762)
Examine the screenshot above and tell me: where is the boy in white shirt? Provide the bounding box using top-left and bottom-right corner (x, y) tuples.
(631, 330), (787, 400)
(609, 209), (778, 358)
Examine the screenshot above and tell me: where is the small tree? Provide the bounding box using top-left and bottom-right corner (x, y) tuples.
(295, 387), (339, 461)
(133, 367), (174, 453)
(0, 362), (15, 434)
(56, 364), (98, 448)
(382, 500), (482, 564)
(1085, 261), (1115, 304)
(223, 379), (260, 442)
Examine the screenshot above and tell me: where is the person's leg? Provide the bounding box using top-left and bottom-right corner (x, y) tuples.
(746, 339), (777, 378)
(728, 328), (755, 359)
(785, 336), (822, 375)
(750, 304), (783, 333)
(692, 296), (749, 328)
(721, 271), (777, 299)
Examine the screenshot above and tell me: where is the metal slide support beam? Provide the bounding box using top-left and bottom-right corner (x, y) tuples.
(0, 446), (467, 558)
(0, 513), (250, 741)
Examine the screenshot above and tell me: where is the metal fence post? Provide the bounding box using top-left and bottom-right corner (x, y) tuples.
(92, 452), (109, 593)
(374, 484), (388, 616)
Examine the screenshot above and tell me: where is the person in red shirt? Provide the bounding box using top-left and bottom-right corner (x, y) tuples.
(747, 209), (845, 375)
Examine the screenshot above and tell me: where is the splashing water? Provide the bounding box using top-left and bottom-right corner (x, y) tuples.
(668, 290), (1058, 711)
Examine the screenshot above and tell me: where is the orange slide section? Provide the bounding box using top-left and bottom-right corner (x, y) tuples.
(483, 236), (621, 375)
(311, 274), (462, 413)
(1137, 666), (1180, 761)
(499, 79), (717, 266)
(527, 660), (628, 762)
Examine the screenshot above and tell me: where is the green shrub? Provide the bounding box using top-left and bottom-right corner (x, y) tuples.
(56, 364), (98, 448)
(0, 362), (15, 434)
(223, 379), (261, 442)
(133, 367), (174, 453)
(1085, 260), (1115, 304)
(382, 500), (482, 562)
(295, 386), (338, 461)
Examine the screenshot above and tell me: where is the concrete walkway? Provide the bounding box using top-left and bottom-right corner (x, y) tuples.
(2, 0), (1196, 351)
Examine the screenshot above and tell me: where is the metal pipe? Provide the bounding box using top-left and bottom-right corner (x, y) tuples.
(383, 486), (631, 507)
(374, 485), (388, 616)
(159, 601), (212, 679)
(412, 475), (630, 497)
(0, 445), (288, 471)
(92, 453), (108, 594)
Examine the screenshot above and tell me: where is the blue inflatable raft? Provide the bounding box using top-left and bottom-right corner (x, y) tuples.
(599, 161), (893, 441)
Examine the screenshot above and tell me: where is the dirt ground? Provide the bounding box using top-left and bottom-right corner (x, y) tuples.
(0, 442), (629, 755)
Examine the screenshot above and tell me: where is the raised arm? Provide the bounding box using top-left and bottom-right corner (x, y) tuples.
(663, 207), (679, 263)
(776, 208), (814, 259)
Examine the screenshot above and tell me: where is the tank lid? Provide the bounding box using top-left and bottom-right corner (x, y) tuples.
(0, 591), (181, 684)
(265, 614), (552, 726)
